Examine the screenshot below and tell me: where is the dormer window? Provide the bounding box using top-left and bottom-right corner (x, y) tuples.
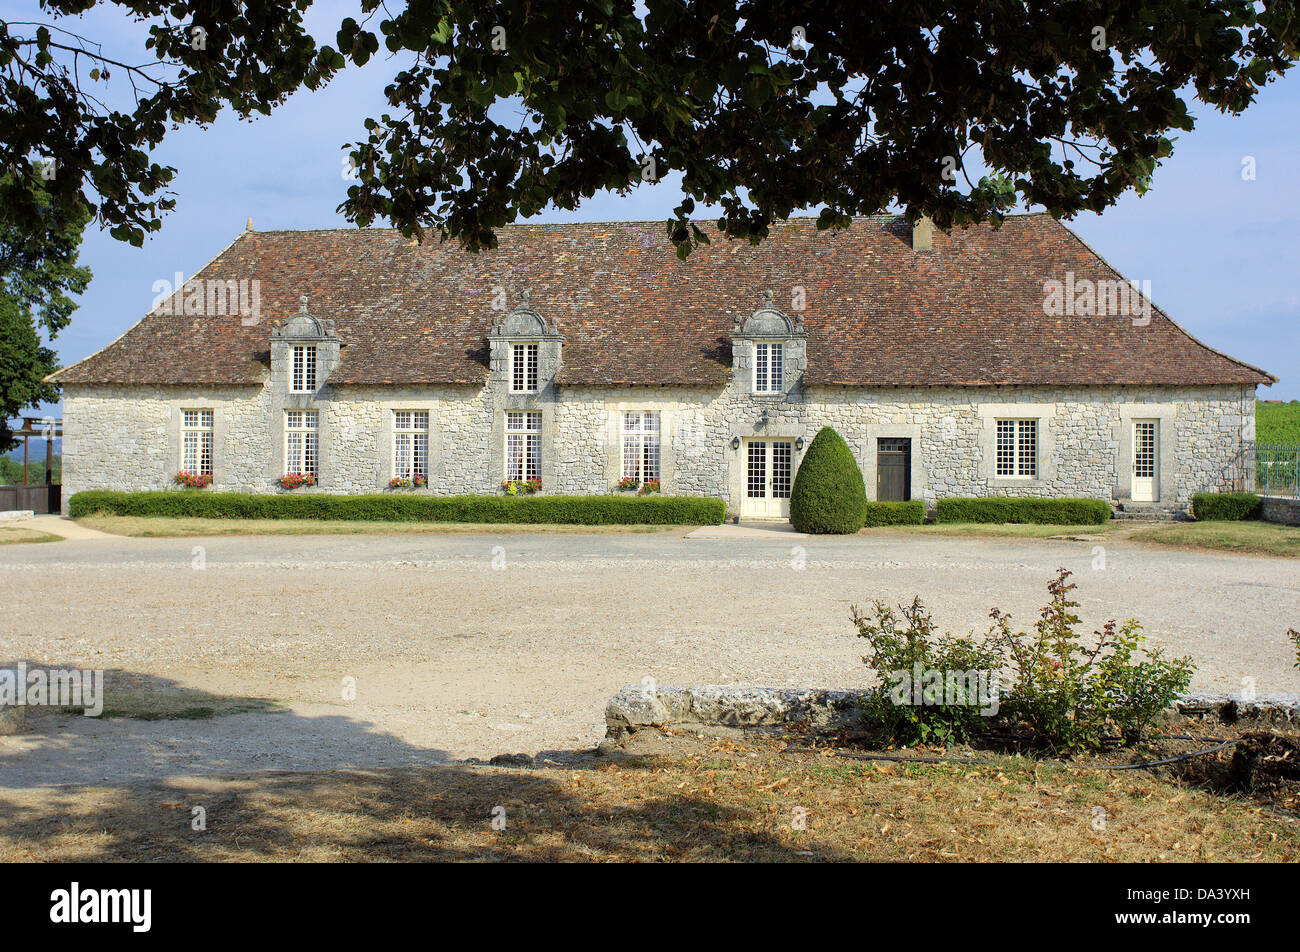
(273, 296), (338, 394)
(291, 344), (317, 392)
(732, 291), (805, 398)
(488, 290), (562, 396)
(754, 342), (783, 394)
(511, 342), (539, 393)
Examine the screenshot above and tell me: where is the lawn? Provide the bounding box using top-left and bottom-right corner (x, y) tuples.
(1, 733), (1293, 862)
(0, 525), (60, 544)
(76, 514), (688, 537)
(1131, 520), (1300, 558)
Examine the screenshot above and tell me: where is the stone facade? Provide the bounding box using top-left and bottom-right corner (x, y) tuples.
(60, 374), (1257, 516)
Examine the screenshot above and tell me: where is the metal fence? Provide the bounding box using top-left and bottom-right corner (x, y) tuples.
(1256, 443), (1300, 498)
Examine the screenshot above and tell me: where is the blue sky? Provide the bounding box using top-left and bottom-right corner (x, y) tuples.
(16, 1), (1300, 425)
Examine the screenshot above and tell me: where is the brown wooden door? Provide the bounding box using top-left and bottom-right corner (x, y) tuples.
(877, 438), (911, 502)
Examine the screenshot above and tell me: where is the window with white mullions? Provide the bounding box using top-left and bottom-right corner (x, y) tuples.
(747, 441), (767, 497)
(505, 410), (541, 479)
(510, 343), (539, 393)
(393, 410), (429, 479)
(291, 345), (317, 392)
(753, 342), (783, 393)
(771, 440), (792, 498)
(996, 419), (1038, 477)
(181, 409), (213, 475)
(285, 410), (319, 476)
(1134, 422), (1156, 479)
(621, 411), (660, 482)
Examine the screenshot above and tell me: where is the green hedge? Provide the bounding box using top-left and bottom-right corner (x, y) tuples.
(935, 497), (1112, 525)
(861, 500), (925, 526)
(69, 490), (726, 526)
(1191, 492), (1262, 521)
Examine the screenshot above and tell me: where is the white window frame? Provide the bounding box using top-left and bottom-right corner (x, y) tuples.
(995, 418), (1038, 478)
(291, 345), (318, 393)
(285, 410), (319, 476)
(753, 341), (783, 394)
(621, 411), (660, 482)
(510, 342), (539, 393)
(180, 409), (214, 476)
(393, 410), (429, 480)
(505, 410), (541, 480)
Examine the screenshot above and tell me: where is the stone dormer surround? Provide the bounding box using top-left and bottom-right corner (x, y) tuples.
(487, 290), (563, 487)
(269, 296), (342, 481)
(729, 290), (807, 399)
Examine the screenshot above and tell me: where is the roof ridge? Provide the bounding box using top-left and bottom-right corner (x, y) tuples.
(243, 211), (1056, 236)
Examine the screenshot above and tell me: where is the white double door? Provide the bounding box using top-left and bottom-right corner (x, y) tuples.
(742, 439), (794, 519)
(1132, 420), (1159, 502)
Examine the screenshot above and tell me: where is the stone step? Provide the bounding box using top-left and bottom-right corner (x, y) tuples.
(1111, 506), (1184, 522)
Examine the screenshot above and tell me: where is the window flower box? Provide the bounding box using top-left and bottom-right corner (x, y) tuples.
(174, 471), (212, 489)
(278, 472), (317, 490)
(638, 478), (661, 495)
(617, 477), (640, 492)
(501, 477), (542, 496)
(388, 474), (428, 489)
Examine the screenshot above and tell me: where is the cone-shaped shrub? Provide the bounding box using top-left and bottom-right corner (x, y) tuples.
(790, 426), (867, 533)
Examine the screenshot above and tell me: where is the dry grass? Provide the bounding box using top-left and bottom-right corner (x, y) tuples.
(2, 734), (1294, 862)
(0, 526), (60, 545)
(1131, 520), (1300, 558)
(76, 515), (689, 538)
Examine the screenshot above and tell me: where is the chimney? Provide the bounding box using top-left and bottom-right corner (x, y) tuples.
(911, 215), (933, 252)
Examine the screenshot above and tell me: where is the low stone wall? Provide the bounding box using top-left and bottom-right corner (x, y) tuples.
(1261, 495), (1300, 526)
(604, 684), (1300, 740)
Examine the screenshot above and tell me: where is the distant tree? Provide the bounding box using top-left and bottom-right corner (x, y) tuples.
(0, 173), (91, 452)
(1, 2), (1296, 256)
(0, 454), (61, 484)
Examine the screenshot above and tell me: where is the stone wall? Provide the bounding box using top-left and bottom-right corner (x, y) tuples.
(602, 684), (1300, 743)
(1261, 495), (1300, 526)
(60, 379), (1255, 515)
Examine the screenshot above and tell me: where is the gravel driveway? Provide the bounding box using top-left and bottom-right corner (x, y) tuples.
(2, 528), (1297, 788)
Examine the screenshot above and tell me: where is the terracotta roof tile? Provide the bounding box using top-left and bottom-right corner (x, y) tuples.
(50, 214), (1273, 388)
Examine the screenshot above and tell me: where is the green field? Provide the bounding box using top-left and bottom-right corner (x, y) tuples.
(1258, 400), (1300, 444)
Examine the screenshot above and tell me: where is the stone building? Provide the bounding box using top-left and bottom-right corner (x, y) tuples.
(50, 214), (1273, 518)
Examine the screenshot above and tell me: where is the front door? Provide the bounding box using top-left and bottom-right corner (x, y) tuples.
(877, 438), (912, 501)
(1132, 420), (1158, 502)
(742, 439), (793, 519)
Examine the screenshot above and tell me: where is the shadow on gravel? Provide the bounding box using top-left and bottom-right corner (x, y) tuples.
(0, 670), (848, 861)
(0, 668), (456, 790)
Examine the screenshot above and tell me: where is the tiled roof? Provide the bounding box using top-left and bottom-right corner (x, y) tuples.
(51, 214), (1273, 388)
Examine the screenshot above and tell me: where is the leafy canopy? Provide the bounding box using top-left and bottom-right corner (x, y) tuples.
(0, 172), (91, 451)
(1, 1), (1296, 256)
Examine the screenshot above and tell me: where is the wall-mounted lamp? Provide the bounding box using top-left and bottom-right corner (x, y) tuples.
(795, 437), (805, 451)
(731, 436), (741, 451)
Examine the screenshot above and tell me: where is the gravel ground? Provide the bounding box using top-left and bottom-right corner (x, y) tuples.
(1, 529), (1297, 788)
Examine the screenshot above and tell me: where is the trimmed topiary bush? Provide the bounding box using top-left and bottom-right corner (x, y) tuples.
(1191, 492), (1262, 521)
(790, 427), (867, 533)
(68, 491), (726, 526)
(935, 497), (1111, 525)
(861, 500), (925, 526)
